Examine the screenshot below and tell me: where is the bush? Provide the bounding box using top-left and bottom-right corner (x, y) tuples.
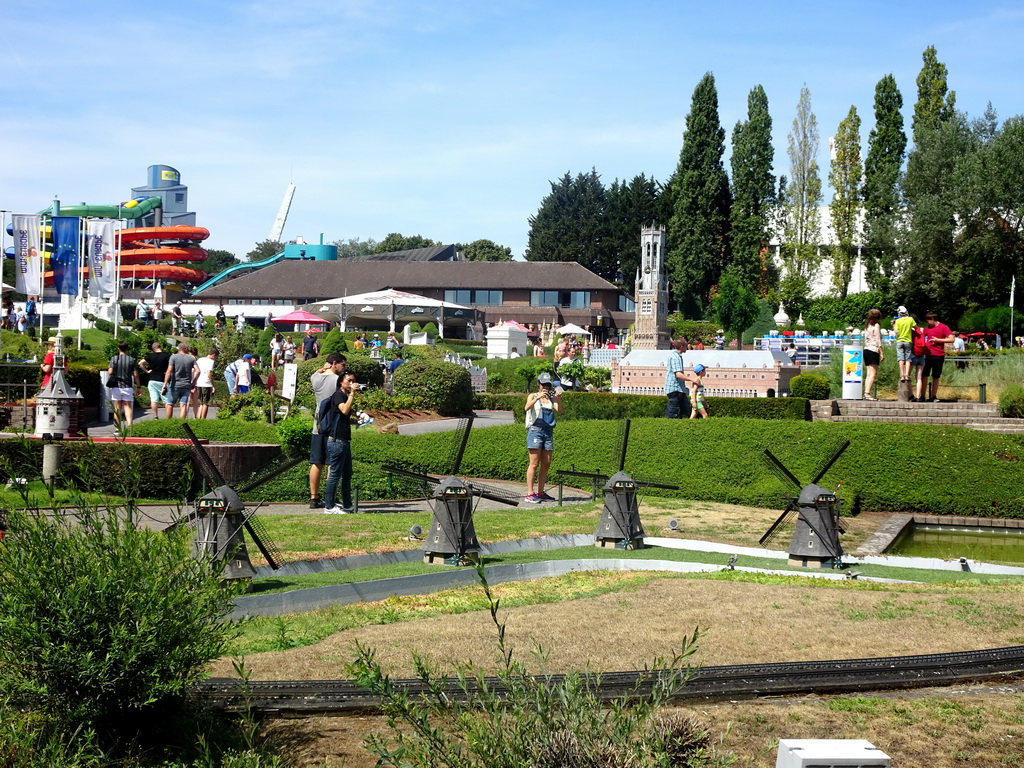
(999, 385), (1024, 418)
(804, 291), (892, 328)
(319, 327), (347, 357)
(392, 360), (473, 416)
(666, 317), (719, 345)
(0, 506), (236, 744)
(789, 373), (831, 400)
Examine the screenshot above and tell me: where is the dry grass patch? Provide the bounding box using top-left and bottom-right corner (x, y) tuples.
(218, 577), (1024, 681)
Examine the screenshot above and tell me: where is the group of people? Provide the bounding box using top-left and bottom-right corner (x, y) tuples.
(308, 353), (359, 514)
(887, 306), (954, 402)
(352, 331), (401, 351)
(2, 296), (37, 333)
(134, 299), (164, 329)
(664, 339), (710, 419)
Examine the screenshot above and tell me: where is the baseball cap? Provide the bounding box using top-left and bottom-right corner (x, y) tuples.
(243, 354), (253, 360)
(897, 306), (908, 315)
(538, 372), (553, 384)
(694, 364), (707, 374)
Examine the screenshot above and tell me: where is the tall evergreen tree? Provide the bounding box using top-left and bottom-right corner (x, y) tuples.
(666, 72), (731, 317)
(828, 105), (864, 299)
(604, 174), (661, 284)
(525, 169), (611, 278)
(780, 85), (823, 313)
(912, 45), (957, 144)
(863, 74), (907, 294)
(729, 84), (777, 295)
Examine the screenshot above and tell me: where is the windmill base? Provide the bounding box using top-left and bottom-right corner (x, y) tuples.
(424, 551), (480, 566)
(596, 537), (645, 550)
(788, 555), (839, 568)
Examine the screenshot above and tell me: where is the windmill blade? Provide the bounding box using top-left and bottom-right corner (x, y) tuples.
(467, 480), (522, 507)
(616, 419), (632, 472)
(242, 508), (282, 570)
(236, 455), (306, 494)
(760, 450), (802, 491)
(179, 423), (226, 488)
(632, 478), (680, 491)
(553, 468), (611, 484)
(759, 500), (799, 545)
(810, 440), (851, 485)
(382, 464), (443, 488)
(446, 417), (474, 476)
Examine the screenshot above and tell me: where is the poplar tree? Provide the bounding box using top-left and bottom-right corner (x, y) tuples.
(780, 85), (822, 312)
(666, 72), (731, 317)
(863, 74), (906, 293)
(828, 105), (863, 299)
(912, 45), (957, 144)
(729, 85), (777, 295)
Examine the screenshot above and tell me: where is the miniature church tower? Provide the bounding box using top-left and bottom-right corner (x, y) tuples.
(631, 225), (671, 350)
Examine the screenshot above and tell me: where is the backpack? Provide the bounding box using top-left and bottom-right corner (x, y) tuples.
(317, 396), (340, 436)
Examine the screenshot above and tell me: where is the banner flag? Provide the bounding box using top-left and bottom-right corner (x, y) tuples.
(51, 216), (81, 296)
(87, 219), (116, 298)
(1011, 275), (1016, 308)
(11, 214), (41, 294)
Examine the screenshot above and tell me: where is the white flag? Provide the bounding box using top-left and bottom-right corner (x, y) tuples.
(87, 219), (117, 298)
(1011, 275), (1016, 309)
(11, 214), (41, 294)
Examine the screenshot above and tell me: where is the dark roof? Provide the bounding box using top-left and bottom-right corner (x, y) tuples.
(345, 244), (459, 262)
(198, 259), (622, 300)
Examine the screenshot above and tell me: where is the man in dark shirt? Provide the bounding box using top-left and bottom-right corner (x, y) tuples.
(323, 372), (358, 514)
(162, 342), (197, 419)
(302, 330), (320, 360)
(139, 341), (172, 420)
(107, 341), (141, 429)
(215, 305), (227, 331)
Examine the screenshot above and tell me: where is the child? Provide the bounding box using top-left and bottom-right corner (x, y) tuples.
(690, 363), (709, 419)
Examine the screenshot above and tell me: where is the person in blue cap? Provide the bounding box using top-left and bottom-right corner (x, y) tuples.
(690, 364), (709, 419)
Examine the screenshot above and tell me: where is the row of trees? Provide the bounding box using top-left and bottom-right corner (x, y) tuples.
(526, 46), (1024, 324)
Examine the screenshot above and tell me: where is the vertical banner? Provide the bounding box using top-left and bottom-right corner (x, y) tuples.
(51, 216), (81, 296)
(11, 214), (41, 294)
(86, 219), (116, 298)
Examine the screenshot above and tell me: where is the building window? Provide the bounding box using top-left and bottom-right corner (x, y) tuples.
(445, 289), (472, 305)
(474, 290), (503, 306)
(640, 298), (652, 315)
(531, 290), (590, 308)
(619, 295), (636, 312)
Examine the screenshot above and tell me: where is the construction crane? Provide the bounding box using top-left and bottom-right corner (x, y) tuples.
(267, 183), (296, 243)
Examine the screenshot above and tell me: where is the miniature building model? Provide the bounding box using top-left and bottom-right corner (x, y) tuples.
(787, 484), (843, 568)
(193, 486), (258, 581)
(35, 335), (84, 437)
(631, 226), (671, 351)
(594, 472), (646, 549)
(422, 476), (481, 564)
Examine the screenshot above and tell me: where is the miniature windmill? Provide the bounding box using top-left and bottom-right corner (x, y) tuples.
(759, 440), (850, 568)
(382, 416), (521, 565)
(554, 420), (678, 550)
(171, 424), (302, 581)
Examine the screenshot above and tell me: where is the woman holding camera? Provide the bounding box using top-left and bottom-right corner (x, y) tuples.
(524, 372), (562, 504)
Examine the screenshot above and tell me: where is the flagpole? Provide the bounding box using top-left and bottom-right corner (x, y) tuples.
(0, 210), (6, 311)
(77, 219), (85, 350)
(115, 220), (124, 340)
(1011, 274), (1016, 349)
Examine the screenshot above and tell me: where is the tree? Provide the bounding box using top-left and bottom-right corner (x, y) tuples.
(828, 105), (863, 299)
(780, 85), (823, 308)
(712, 273), (759, 350)
(912, 45), (957, 144)
(604, 174), (662, 284)
(863, 74), (907, 294)
(333, 237), (378, 258)
(192, 248), (238, 276)
(244, 239), (283, 262)
(666, 72), (731, 317)
(460, 239), (513, 261)
(525, 169), (613, 278)
(375, 233), (439, 253)
(729, 84), (777, 295)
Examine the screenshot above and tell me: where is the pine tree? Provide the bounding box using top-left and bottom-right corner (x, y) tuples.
(912, 45), (957, 144)
(666, 72), (731, 317)
(828, 105), (863, 299)
(729, 84), (777, 295)
(525, 169), (611, 277)
(604, 174), (661, 284)
(780, 85), (822, 313)
(863, 74), (906, 294)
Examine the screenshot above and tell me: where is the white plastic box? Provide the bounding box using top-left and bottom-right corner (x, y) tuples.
(776, 739), (891, 768)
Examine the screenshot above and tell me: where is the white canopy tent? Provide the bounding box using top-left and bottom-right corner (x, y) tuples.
(302, 289), (475, 338)
(556, 323), (591, 336)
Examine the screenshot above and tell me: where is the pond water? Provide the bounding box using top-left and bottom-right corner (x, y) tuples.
(886, 524), (1024, 565)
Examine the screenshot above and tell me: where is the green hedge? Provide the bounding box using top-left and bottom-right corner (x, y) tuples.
(354, 418), (1024, 517)
(392, 360), (473, 416)
(473, 392), (810, 422)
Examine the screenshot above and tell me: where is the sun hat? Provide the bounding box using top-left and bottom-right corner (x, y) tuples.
(898, 306), (908, 315)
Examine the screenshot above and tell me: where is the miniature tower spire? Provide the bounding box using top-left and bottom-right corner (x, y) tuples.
(631, 225), (671, 350)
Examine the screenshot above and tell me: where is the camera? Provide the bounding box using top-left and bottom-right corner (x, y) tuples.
(351, 382), (364, 390)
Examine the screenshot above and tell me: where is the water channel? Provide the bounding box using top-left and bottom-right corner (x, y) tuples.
(886, 524), (1024, 565)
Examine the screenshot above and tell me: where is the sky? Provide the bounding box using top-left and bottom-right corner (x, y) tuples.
(2, 0), (1023, 264)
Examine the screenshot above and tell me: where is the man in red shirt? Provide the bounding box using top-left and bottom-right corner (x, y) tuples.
(922, 311), (954, 402)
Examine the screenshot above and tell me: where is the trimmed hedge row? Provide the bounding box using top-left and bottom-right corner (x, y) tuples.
(353, 418), (1024, 517)
(473, 392), (810, 422)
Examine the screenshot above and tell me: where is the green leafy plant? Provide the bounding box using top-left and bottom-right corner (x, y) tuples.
(348, 563), (711, 768)
(392, 359), (473, 415)
(998, 384), (1024, 418)
(789, 373), (831, 399)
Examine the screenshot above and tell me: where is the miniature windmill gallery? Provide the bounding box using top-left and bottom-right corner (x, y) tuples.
(35, 334), (84, 438)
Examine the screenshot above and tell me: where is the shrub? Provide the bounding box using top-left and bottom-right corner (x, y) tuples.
(345, 354), (386, 389)
(666, 317), (719, 345)
(0, 506), (236, 743)
(789, 373), (831, 400)
(999, 385), (1024, 418)
(276, 414), (315, 456)
(804, 291), (892, 328)
(393, 360), (473, 416)
(319, 328), (347, 357)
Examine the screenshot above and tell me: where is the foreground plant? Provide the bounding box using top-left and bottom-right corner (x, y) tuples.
(349, 562), (717, 768)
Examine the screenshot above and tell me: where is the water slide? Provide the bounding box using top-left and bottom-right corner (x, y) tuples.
(191, 250), (285, 294)
(43, 264), (209, 284)
(42, 195), (164, 220)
